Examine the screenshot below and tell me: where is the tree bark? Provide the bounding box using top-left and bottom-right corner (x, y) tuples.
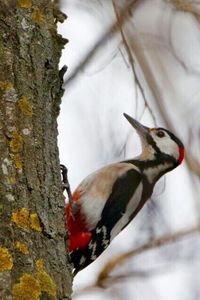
(0, 1), (72, 299)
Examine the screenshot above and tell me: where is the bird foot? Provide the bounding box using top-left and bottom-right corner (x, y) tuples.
(60, 164), (78, 218)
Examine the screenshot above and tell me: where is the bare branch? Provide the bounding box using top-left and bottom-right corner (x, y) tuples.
(185, 155), (200, 179)
(124, 21), (200, 184)
(73, 266), (168, 298)
(112, 0), (157, 125)
(73, 225), (200, 298)
(64, 0), (141, 88)
(168, 0), (200, 21)
(97, 225), (200, 285)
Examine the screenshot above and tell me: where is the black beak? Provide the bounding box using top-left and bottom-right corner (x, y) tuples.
(123, 113), (149, 141)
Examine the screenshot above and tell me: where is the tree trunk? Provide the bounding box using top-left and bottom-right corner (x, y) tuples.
(0, 1), (72, 299)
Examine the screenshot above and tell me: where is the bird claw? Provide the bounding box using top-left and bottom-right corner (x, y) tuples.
(60, 164), (73, 201)
(60, 164), (78, 219)
(60, 164), (68, 187)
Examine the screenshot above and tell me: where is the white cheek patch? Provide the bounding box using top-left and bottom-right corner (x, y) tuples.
(153, 133), (179, 160)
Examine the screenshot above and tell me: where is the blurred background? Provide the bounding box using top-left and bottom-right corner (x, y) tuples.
(57, 0), (200, 299)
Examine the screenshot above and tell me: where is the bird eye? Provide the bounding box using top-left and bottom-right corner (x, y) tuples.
(156, 131), (165, 138)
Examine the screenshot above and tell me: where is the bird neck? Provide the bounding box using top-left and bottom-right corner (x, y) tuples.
(126, 155), (175, 184)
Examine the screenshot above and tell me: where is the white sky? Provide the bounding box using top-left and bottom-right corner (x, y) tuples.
(58, 1), (200, 299)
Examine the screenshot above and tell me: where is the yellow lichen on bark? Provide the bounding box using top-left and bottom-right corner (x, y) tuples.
(12, 273), (41, 300)
(12, 208), (30, 231)
(18, 0), (32, 8)
(0, 247), (13, 271)
(8, 175), (17, 184)
(36, 259), (57, 298)
(12, 208), (42, 232)
(32, 8), (44, 24)
(18, 96), (33, 117)
(10, 132), (23, 153)
(12, 260), (57, 299)
(30, 214), (42, 232)
(15, 241), (29, 255)
(13, 153), (23, 170)
(0, 81), (13, 91)
(9, 132), (23, 170)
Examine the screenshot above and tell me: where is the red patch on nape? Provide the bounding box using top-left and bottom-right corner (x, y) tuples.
(178, 147), (185, 164)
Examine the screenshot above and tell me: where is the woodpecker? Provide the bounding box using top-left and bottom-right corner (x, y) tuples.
(64, 113), (184, 274)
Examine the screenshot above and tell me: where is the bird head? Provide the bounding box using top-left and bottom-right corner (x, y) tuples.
(124, 113), (184, 167)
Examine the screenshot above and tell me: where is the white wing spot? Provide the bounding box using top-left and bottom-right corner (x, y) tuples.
(91, 242), (97, 260)
(96, 227), (101, 234)
(101, 226), (109, 247)
(103, 239), (109, 247)
(102, 226), (107, 238)
(91, 254), (97, 261)
(80, 256), (86, 265)
(88, 241), (94, 249)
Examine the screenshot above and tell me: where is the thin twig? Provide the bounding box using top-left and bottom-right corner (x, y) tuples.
(112, 0), (157, 125)
(64, 0), (141, 88)
(185, 155), (200, 178)
(168, 0), (200, 21)
(125, 22), (200, 179)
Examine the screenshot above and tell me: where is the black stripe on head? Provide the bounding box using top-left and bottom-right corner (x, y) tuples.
(157, 128), (184, 148)
(145, 133), (161, 153)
